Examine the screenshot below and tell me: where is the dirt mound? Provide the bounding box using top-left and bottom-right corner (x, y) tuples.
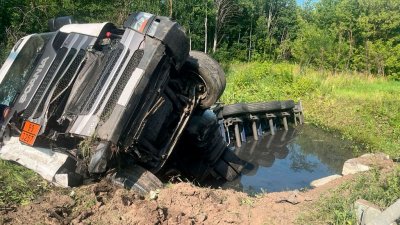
(0, 178), (344, 225)
(0, 154), (395, 225)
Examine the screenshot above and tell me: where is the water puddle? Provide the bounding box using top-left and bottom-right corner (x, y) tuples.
(210, 125), (355, 194)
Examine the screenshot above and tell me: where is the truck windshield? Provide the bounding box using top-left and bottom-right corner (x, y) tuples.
(0, 33), (54, 106)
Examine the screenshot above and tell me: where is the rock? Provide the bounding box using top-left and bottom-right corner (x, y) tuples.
(360, 152), (390, 160)
(149, 190), (159, 200)
(157, 208), (167, 221)
(360, 153), (374, 158)
(310, 174), (342, 187)
(360, 153), (390, 160)
(195, 212), (207, 222)
(121, 195), (133, 206)
(69, 190), (76, 198)
(342, 158), (370, 175)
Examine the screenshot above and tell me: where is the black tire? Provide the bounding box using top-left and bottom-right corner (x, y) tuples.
(280, 100), (296, 110)
(245, 100), (296, 114)
(221, 103), (246, 117)
(245, 101), (282, 113)
(108, 165), (163, 195)
(181, 51), (226, 109)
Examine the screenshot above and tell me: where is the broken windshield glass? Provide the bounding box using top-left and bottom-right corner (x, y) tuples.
(0, 33), (54, 106)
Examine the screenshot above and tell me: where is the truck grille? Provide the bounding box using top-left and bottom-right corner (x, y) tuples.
(34, 48), (77, 118)
(100, 49), (144, 121)
(81, 45), (124, 114)
(95, 48), (130, 114)
(52, 32), (68, 50)
(24, 47), (68, 118)
(51, 49), (86, 102)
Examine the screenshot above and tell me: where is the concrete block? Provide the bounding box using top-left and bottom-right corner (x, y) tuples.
(355, 199), (381, 225)
(367, 199), (400, 225)
(355, 198), (400, 225)
(310, 174), (342, 188)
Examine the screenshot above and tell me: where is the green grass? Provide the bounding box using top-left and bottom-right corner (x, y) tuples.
(297, 165), (400, 224)
(222, 62), (321, 103)
(221, 61), (400, 158)
(0, 160), (48, 207)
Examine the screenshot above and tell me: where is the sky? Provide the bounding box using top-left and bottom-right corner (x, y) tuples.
(296, 0), (318, 6)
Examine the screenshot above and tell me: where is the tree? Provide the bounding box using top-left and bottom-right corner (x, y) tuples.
(292, 22), (335, 69)
(212, 0), (237, 53)
(1, 0), (400, 76)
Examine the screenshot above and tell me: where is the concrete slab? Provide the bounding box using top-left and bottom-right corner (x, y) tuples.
(0, 137), (69, 187)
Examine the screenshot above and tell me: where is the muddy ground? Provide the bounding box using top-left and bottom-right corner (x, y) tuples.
(0, 154), (395, 225)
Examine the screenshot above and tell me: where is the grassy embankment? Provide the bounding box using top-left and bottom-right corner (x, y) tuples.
(0, 160), (48, 207)
(222, 61), (400, 224)
(222, 61), (400, 158)
(298, 167), (400, 224)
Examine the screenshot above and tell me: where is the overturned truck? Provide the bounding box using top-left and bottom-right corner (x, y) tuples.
(0, 12), (245, 192)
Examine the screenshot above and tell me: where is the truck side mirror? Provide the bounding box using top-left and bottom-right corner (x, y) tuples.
(48, 16), (76, 31)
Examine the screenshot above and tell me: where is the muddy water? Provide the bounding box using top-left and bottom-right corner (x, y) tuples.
(217, 125), (355, 194)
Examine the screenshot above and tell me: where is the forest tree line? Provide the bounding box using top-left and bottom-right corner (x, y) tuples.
(0, 0), (399, 78)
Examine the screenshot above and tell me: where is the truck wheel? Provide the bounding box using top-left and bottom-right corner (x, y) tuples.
(181, 51), (226, 109)
(108, 165), (163, 195)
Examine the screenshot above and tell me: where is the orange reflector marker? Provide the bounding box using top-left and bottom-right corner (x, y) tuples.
(138, 19), (148, 33)
(19, 121), (41, 146)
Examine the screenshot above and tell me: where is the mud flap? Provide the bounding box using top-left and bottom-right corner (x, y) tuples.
(0, 137), (81, 187)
